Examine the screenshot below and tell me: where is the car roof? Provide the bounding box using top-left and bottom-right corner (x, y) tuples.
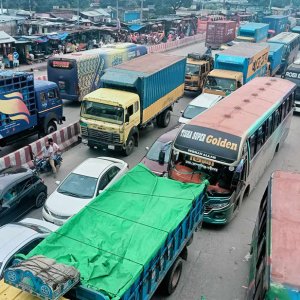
(188, 93), (223, 108)
(0, 223), (42, 263)
(0, 167), (33, 193)
(72, 158), (115, 178)
(157, 126), (182, 143)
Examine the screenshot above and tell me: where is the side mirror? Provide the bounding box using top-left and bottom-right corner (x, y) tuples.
(55, 181), (61, 185)
(145, 146), (149, 151)
(158, 150), (165, 165)
(180, 110), (184, 114)
(125, 113), (130, 123)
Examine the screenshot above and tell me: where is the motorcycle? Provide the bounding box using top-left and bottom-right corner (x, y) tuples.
(32, 153), (62, 174)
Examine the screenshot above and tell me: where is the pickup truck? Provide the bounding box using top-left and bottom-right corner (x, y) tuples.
(0, 71), (64, 147)
(3, 164), (208, 300)
(80, 53), (186, 155)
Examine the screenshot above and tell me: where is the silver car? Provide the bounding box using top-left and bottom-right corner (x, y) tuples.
(0, 218), (58, 278)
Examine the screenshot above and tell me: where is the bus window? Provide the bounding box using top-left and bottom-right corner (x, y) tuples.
(256, 127), (264, 152)
(249, 134), (257, 159)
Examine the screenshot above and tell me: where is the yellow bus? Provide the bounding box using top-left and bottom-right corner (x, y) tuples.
(169, 77), (296, 224)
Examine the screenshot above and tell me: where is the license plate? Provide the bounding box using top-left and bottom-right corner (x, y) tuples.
(108, 145), (115, 150)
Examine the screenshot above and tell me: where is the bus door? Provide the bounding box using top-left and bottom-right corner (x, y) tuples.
(48, 59), (78, 101)
(231, 155), (248, 197)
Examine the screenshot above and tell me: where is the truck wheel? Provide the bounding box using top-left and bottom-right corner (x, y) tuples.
(123, 136), (135, 156)
(35, 191), (47, 208)
(157, 110), (171, 128)
(46, 121), (57, 134)
(161, 257), (183, 295)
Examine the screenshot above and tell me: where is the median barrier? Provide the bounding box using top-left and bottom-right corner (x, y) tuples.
(0, 122), (81, 170)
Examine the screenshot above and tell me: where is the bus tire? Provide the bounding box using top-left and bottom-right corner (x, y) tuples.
(157, 110), (171, 128)
(275, 143), (279, 153)
(243, 186), (250, 200)
(161, 257), (183, 295)
(180, 246), (188, 260)
(123, 136), (135, 156)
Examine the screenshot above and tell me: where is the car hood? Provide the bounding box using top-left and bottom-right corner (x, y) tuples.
(141, 158), (168, 176)
(45, 191), (93, 217)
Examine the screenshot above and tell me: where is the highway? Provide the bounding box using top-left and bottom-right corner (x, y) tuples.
(6, 41), (300, 299)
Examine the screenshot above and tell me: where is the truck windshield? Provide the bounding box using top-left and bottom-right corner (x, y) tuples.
(205, 76), (236, 92)
(186, 64), (200, 76)
(82, 101), (124, 125)
(183, 105), (206, 119)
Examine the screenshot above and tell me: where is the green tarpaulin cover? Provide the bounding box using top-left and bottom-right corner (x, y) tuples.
(27, 164), (207, 299)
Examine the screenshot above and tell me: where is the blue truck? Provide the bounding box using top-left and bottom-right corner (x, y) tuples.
(267, 42), (284, 76)
(0, 71), (64, 147)
(3, 164), (207, 300)
(235, 22), (269, 43)
(263, 15), (288, 35)
(203, 42), (269, 97)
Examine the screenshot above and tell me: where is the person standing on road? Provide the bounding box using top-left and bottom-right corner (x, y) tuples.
(8, 53), (13, 68)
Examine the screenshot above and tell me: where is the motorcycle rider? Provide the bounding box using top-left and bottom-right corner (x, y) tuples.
(40, 141), (57, 178)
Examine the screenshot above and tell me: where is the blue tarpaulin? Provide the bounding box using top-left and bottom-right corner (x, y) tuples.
(128, 24), (145, 32)
(47, 32), (68, 40)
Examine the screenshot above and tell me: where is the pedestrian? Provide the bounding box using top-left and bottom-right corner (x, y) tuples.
(8, 53), (13, 68)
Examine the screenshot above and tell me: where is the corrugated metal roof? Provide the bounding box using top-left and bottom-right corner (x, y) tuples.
(0, 31), (15, 43)
(113, 53), (185, 75)
(81, 8), (110, 17)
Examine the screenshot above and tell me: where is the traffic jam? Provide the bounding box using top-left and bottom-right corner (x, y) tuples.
(0, 9), (300, 300)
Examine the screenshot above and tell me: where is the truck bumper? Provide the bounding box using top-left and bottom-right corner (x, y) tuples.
(82, 136), (124, 151)
(203, 202), (235, 225)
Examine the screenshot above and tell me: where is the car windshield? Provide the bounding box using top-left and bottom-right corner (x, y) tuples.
(205, 76), (236, 92)
(146, 140), (172, 163)
(58, 173), (98, 199)
(183, 105), (207, 119)
(186, 64), (200, 76)
(81, 101), (124, 125)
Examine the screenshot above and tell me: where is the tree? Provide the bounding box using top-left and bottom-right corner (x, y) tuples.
(165, 0), (192, 13)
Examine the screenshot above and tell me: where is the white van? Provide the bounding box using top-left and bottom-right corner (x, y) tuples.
(179, 93), (223, 124)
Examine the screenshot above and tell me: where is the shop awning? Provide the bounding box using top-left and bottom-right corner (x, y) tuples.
(128, 24), (145, 31)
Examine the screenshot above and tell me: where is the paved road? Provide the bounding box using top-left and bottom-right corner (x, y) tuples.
(7, 41), (300, 299)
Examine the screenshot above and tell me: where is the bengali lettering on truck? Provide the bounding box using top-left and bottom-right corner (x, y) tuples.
(247, 47), (269, 78)
(174, 125), (241, 163)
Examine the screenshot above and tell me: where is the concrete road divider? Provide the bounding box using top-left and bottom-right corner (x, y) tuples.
(0, 122), (81, 170)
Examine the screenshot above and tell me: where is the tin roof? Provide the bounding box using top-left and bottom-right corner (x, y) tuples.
(189, 77), (296, 137)
(0, 31), (15, 44)
(270, 171), (300, 289)
(113, 53), (185, 74)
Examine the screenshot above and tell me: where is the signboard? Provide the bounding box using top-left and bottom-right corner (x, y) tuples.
(285, 71), (300, 79)
(247, 47), (269, 78)
(51, 60), (72, 69)
(174, 125), (241, 164)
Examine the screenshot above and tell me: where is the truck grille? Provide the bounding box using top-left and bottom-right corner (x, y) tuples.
(81, 126), (88, 136)
(88, 128), (120, 143)
(204, 204), (213, 214)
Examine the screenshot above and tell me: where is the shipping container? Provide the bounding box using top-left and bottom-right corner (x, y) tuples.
(263, 15), (288, 35)
(205, 20), (236, 49)
(236, 22), (269, 43)
(267, 42), (284, 76)
(101, 53), (186, 114)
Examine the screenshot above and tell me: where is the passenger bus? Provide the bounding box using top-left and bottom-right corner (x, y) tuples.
(268, 32), (300, 74)
(247, 171), (300, 299)
(47, 43), (147, 101)
(169, 77), (296, 224)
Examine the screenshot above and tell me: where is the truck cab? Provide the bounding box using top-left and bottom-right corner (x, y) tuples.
(185, 53), (214, 92)
(203, 69), (243, 96)
(80, 88), (140, 155)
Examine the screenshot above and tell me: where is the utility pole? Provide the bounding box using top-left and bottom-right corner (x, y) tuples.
(1, 0), (3, 15)
(141, 0), (143, 21)
(116, 0), (119, 20)
(29, 0), (31, 16)
(77, 0), (80, 27)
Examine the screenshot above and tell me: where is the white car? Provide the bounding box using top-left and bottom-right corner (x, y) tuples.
(0, 218), (58, 278)
(179, 93), (223, 124)
(42, 157), (128, 226)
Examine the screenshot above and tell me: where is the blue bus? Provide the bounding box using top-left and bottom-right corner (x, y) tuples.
(268, 32), (300, 74)
(47, 43), (147, 101)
